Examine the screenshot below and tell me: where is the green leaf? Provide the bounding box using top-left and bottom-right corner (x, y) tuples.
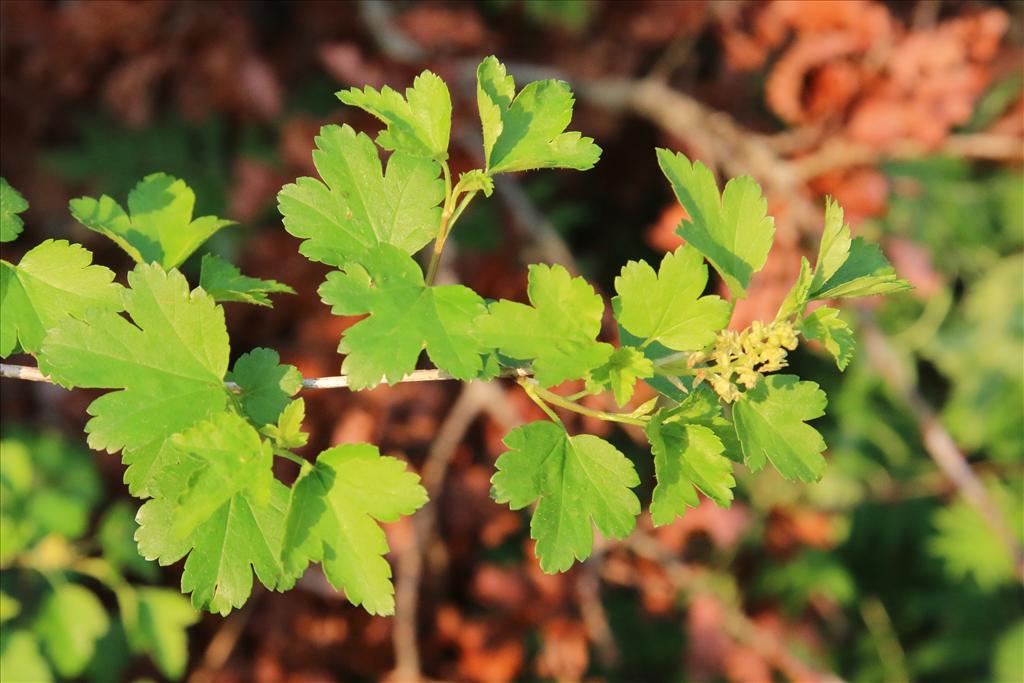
(588, 347), (653, 406)
(320, 244), (487, 388)
(282, 444), (427, 615)
(647, 413), (734, 526)
(733, 375), (827, 482)
(166, 412), (273, 543)
(800, 306), (855, 371)
(338, 70), (452, 161)
(39, 264), (230, 498)
(668, 385), (743, 462)
(261, 398), (309, 449)
(809, 197), (853, 294)
(614, 245), (732, 351)
(1, 240), (123, 357)
(136, 473), (290, 616)
(33, 583), (109, 677)
(1, 177), (29, 242)
(278, 124), (444, 268)
(657, 149), (775, 298)
(476, 56), (601, 174)
(227, 348), (303, 426)
(69, 173), (233, 269)
(475, 263), (613, 387)
(491, 421), (640, 573)
(777, 257), (812, 320)
(123, 588), (198, 680)
(199, 253), (294, 307)
(809, 238), (911, 299)
(0, 630), (52, 682)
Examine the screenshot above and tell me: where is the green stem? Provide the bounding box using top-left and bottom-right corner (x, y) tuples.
(442, 161), (452, 200)
(447, 190), (477, 227)
(425, 164), (480, 285)
(524, 379), (649, 426)
(274, 448), (308, 468)
(518, 378), (564, 425)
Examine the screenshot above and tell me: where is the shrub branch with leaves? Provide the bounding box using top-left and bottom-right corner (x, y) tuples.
(0, 57), (909, 619)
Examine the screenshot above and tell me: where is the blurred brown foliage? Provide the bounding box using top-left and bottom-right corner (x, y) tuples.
(1, 1), (1021, 682)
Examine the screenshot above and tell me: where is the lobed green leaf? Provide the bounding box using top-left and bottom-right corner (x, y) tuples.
(476, 263), (613, 387)
(657, 149), (775, 298)
(476, 56), (601, 174)
(733, 375), (827, 482)
(278, 124), (444, 268)
(1, 240), (122, 357)
(40, 264), (230, 498)
(281, 444), (427, 615)
(1, 177), (29, 242)
(199, 253), (294, 307)
(491, 421), (640, 573)
(320, 244), (487, 388)
(615, 245), (732, 351)
(338, 70), (452, 161)
(70, 173), (233, 270)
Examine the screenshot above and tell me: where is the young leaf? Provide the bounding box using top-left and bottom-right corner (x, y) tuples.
(733, 375), (827, 482)
(1, 240), (123, 358)
(457, 169), (495, 197)
(491, 421), (640, 573)
(137, 478), (290, 615)
(476, 56), (601, 174)
(33, 583), (109, 678)
(39, 264), (230, 498)
(69, 173), (233, 269)
(278, 124), (444, 268)
(808, 238), (912, 299)
(1, 177), (28, 242)
(657, 149), (775, 298)
(281, 444), (428, 615)
(338, 70), (452, 161)
(615, 245), (732, 351)
(809, 198), (853, 294)
(226, 348), (303, 426)
(319, 244), (487, 388)
(647, 413), (735, 527)
(199, 253), (294, 307)
(800, 306), (855, 370)
(588, 346), (653, 406)
(475, 263), (614, 387)
(262, 399), (309, 449)
(777, 256), (813, 320)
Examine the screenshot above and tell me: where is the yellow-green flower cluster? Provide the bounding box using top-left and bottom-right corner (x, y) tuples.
(689, 320), (799, 402)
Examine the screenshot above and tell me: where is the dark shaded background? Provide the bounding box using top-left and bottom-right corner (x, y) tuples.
(1, 1), (1022, 682)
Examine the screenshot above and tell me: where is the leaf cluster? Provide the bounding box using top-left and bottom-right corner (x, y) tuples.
(0, 56), (908, 618)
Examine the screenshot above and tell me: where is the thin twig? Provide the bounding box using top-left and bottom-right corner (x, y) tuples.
(0, 363), (531, 391)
